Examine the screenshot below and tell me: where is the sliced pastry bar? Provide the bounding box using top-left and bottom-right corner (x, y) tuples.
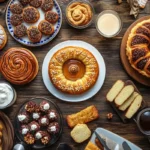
(85, 141), (100, 150)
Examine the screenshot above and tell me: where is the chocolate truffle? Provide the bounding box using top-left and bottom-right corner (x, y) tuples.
(29, 121), (40, 132)
(25, 101), (37, 113)
(24, 133), (35, 144)
(47, 122), (60, 134)
(39, 115), (49, 126)
(32, 112), (41, 120)
(18, 112), (29, 124)
(40, 100), (50, 112)
(21, 124), (30, 135)
(41, 131), (50, 145)
(35, 130), (43, 140)
(47, 109), (58, 121)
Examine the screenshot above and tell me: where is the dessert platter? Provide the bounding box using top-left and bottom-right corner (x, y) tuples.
(6, 0), (62, 46)
(42, 40), (106, 102)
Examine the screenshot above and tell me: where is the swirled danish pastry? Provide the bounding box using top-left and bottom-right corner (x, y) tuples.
(126, 19), (150, 78)
(0, 48), (39, 85)
(66, 2), (93, 26)
(48, 46), (99, 94)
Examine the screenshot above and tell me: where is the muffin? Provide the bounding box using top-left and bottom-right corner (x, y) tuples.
(14, 24), (27, 38)
(24, 133), (35, 144)
(35, 130), (43, 140)
(32, 112), (41, 120)
(23, 6), (40, 23)
(19, 0), (30, 6)
(41, 0), (53, 12)
(21, 124), (30, 135)
(38, 20), (54, 35)
(47, 122), (60, 134)
(41, 131), (50, 145)
(10, 14), (23, 26)
(30, 0), (42, 8)
(25, 101), (37, 113)
(40, 100), (50, 112)
(39, 115), (49, 126)
(17, 112), (29, 124)
(47, 109), (58, 121)
(29, 121), (40, 132)
(10, 3), (23, 14)
(27, 26), (42, 43)
(45, 11), (59, 24)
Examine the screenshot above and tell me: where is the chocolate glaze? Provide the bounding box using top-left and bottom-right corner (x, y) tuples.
(140, 111), (150, 131)
(136, 27), (150, 38)
(136, 58), (149, 70)
(131, 35), (149, 46)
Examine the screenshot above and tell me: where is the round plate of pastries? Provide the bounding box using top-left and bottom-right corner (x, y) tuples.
(120, 16), (150, 86)
(42, 40), (106, 102)
(14, 98), (63, 149)
(6, 0), (62, 47)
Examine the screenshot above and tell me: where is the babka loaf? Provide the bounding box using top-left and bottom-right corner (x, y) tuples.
(126, 19), (150, 78)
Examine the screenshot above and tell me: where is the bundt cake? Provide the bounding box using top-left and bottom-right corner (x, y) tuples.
(126, 19), (150, 78)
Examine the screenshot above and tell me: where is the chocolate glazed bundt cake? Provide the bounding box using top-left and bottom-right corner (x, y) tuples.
(126, 19), (150, 78)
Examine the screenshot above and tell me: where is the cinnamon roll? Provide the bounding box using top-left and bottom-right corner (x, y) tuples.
(0, 48), (39, 85)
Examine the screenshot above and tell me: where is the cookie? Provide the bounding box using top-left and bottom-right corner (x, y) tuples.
(41, 0), (53, 12)
(10, 3), (23, 14)
(10, 14), (23, 26)
(45, 11), (59, 23)
(14, 24), (27, 38)
(19, 0), (30, 6)
(30, 0), (42, 8)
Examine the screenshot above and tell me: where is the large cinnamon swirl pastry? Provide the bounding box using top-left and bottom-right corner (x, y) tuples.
(126, 19), (150, 78)
(48, 46), (99, 94)
(0, 48), (39, 85)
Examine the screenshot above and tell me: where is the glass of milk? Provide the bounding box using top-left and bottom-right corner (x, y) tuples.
(95, 10), (122, 38)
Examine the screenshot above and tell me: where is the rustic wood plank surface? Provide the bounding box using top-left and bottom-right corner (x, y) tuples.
(0, 0), (150, 149)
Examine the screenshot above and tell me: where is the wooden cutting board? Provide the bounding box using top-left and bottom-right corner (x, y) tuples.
(120, 16), (150, 87)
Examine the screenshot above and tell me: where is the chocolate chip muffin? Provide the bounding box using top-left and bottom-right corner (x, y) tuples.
(19, 0), (30, 6)
(27, 26), (42, 43)
(23, 6), (40, 23)
(45, 11), (59, 23)
(10, 3), (23, 14)
(10, 14), (23, 26)
(30, 0), (42, 8)
(41, 0), (53, 12)
(38, 20), (54, 35)
(14, 24), (27, 38)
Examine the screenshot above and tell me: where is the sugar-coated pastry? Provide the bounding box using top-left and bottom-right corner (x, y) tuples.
(29, 121), (40, 132)
(47, 122), (60, 134)
(14, 24), (27, 38)
(24, 133), (35, 144)
(47, 109), (58, 121)
(0, 25), (7, 50)
(45, 11), (59, 23)
(27, 26), (42, 43)
(21, 125), (30, 135)
(30, 0), (42, 8)
(19, 0), (30, 6)
(23, 6), (40, 23)
(25, 101), (37, 113)
(35, 130), (43, 140)
(32, 112), (41, 120)
(40, 100), (50, 112)
(0, 48), (39, 85)
(38, 115), (49, 126)
(41, 131), (50, 145)
(18, 112), (29, 124)
(10, 14), (23, 26)
(41, 0), (53, 12)
(38, 20), (54, 35)
(10, 3), (23, 14)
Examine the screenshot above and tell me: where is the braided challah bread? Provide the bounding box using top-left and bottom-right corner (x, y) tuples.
(126, 19), (150, 78)
(48, 46), (99, 94)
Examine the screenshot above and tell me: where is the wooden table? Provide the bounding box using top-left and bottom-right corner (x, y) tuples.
(0, 0), (150, 149)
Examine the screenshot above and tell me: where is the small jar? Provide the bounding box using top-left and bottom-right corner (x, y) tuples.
(95, 10), (123, 38)
(65, 0), (94, 29)
(0, 81), (17, 109)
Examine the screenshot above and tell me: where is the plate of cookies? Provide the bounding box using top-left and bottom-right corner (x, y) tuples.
(6, 0), (62, 47)
(14, 97), (63, 149)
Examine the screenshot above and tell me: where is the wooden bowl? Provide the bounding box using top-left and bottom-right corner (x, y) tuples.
(120, 16), (150, 87)
(0, 111), (14, 150)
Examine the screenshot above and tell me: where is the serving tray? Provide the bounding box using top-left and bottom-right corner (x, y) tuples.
(120, 16), (150, 86)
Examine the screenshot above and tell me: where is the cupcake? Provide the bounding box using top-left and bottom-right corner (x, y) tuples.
(40, 100), (50, 112)
(41, 131), (50, 145)
(25, 101), (36, 113)
(47, 109), (58, 121)
(21, 124), (30, 135)
(24, 133), (35, 144)
(47, 122), (60, 134)
(39, 116), (49, 126)
(29, 121), (40, 132)
(18, 112), (29, 124)
(35, 130), (43, 140)
(32, 112), (41, 120)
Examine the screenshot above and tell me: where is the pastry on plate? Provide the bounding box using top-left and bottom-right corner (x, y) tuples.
(126, 19), (150, 78)
(0, 25), (7, 50)
(41, 131), (50, 145)
(40, 100), (50, 112)
(24, 133), (35, 144)
(18, 112), (30, 124)
(30, 0), (42, 8)
(0, 47), (39, 85)
(25, 101), (37, 113)
(19, 0), (30, 6)
(10, 14), (23, 26)
(45, 11), (59, 23)
(38, 116), (49, 126)
(10, 3), (23, 14)
(47, 109), (58, 121)
(21, 124), (30, 135)
(14, 24), (27, 38)
(32, 112), (41, 120)
(85, 141), (100, 150)
(41, 0), (54, 12)
(38, 20), (54, 35)
(27, 26), (42, 43)
(47, 122), (60, 134)
(49, 46), (99, 94)
(23, 6), (40, 23)
(35, 130), (43, 140)
(29, 121), (40, 132)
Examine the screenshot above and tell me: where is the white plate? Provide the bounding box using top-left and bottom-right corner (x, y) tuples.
(91, 128), (142, 150)
(42, 40), (106, 102)
(6, 0), (62, 47)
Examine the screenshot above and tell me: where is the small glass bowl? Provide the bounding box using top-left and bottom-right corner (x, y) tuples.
(95, 10), (123, 38)
(65, 0), (94, 29)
